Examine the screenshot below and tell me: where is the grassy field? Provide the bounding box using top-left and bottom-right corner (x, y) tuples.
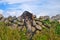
(0, 20), (60, 40)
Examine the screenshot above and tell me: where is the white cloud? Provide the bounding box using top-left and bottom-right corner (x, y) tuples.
(0, 9), (3, 14)
(0, 0), (60, 17)
(6, 11), (16, 16)
(2, 0), (38, 4)
(4, 10), (23, 17)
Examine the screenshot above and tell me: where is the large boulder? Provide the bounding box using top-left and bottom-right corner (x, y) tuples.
(35, 25), (42, 31)
(20, 11), (35, 34)
(36, 21), (42, 25)
(20, 11), (33, 20)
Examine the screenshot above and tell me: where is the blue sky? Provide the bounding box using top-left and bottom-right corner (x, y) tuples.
(0, 0), (60, 17)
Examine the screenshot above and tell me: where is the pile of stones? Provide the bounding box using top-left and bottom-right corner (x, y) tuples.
(0, 11), (59, 40)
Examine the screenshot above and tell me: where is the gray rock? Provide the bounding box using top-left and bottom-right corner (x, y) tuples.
(39, 16), (50, 21)
(0, 18), (5, 22)
(12, 16), (17, 20)
(32, 27), (35, 32)
(36, 21), (42, 25)
(32, 20), (36, 26)
(4, 19), (9, 23)
(44, 16), (50, 20)
(8, 16), (13, 21)
(17, 16), (24, 22)
(35, 25), (42, 31)
(34, 18), (40, 21)
(17, 22), (24, 26)
(51, 14), (60, 20)
(12, 20), (17, 24)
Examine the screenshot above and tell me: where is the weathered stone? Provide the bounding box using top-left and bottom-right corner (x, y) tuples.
(34, 18), (40, 21)
(5, 19), (9, 23)
(44, 16), (50, 20)
(17, 22), (24, 26)
(11, 19), (17, 24)
(13, 20), (17, 23)
(51, 14), (60, 20)
(20, 11), (33, 30)
(39, 16), (44, 19)
(32, 27), (35, 32)
(0, 18), (5, 22)
(58, 20), (60, 24)
(41, 25), (45, 28)
(42, 23), (50, 29)
(36, 21), (42, 25)
(35, 25), (42, 31)
(25, 20), (32, 33)
(6, 21), (12, 26)
(32, 20), (36, 26)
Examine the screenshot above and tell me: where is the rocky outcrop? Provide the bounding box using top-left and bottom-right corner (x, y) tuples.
(51, 14), (60, 20)
(0, 11), (60, 40)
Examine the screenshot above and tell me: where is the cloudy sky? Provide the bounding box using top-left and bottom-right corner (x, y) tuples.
(0, 0), (60, 17)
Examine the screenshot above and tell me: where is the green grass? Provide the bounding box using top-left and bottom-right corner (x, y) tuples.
(0, 20), (60, 40)
(55, 24), (60, 36)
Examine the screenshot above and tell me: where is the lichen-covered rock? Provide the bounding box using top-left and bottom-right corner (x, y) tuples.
(32, 20), (36, 26)
(32, 27), (35, 32)
(35, 25), (42, 31)
(36, 21), (42, 25)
